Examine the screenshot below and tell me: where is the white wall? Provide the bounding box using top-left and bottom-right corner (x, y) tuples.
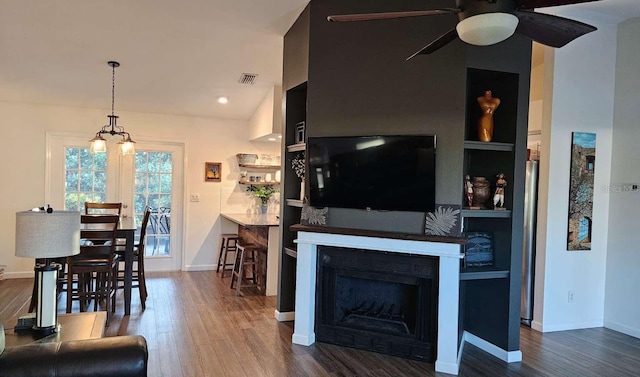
(249, 85), (283, 141)
(0, 101), (279, 277)
(604, 18), (640, 339)
(533, 17), (616, 332)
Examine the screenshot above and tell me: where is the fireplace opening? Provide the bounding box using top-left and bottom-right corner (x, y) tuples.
(316, 246), (438, 362)
(335, 274), (420, 337)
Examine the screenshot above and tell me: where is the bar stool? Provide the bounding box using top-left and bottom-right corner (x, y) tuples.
(230, 243), (265, 296)
(216, 233), (240, 278)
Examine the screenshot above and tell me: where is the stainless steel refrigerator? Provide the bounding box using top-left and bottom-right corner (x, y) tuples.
(521, 160), (539, 326)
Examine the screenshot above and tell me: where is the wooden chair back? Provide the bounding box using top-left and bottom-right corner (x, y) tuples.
(138, 207), (152, 251)
(79, 214), (119, 258)
(84, 202), (122, 215)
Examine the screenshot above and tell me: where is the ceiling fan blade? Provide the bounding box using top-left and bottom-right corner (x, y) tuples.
(514, 10), (596, 48)
(407, 28), (458, 60)
(515, 0), (600, 10)
(327, 9), (459, 22)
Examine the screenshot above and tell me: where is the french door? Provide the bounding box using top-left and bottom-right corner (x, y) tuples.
(46, 132), (184, 271)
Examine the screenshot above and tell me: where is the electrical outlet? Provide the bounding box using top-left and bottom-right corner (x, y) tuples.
(190, 193), (200, 202)
(568, 290), (574, 303)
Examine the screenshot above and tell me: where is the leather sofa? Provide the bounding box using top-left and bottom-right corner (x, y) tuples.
(0, 322), (148, 377)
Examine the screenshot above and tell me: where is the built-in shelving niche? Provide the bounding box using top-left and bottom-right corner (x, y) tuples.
(460, 67), (521, 352)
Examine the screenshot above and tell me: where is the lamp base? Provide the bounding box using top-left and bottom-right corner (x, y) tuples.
(31, 323), (60, 339)
(34, 262), (60, 333)
(15, 313), (60, 339)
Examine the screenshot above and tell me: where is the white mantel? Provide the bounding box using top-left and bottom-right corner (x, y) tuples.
(291, 226), (465, 375)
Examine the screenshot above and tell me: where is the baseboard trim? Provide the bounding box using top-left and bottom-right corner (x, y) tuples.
(2, 271), (34, 279)
(274, 310), (295, 322)
(457, 337), (466, 368)
(183, 264), (216, 272)
(463, 331), (522, 363)
(534, 319), (603, 333)
(435, 360), (460, 375)
(604, 320), (640, 339)
(531, 320), (544, 332)
(292, 333), (315, 346)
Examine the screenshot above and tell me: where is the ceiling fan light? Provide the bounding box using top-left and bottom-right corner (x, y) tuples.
(456, 13), (519, 46)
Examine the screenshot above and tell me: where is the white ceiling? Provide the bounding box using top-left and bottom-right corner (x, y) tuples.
(559, 0), (640, 22)
(0, 0), (308, 120)
(531, 0), (640, 69)
(1, 1), (637, 122)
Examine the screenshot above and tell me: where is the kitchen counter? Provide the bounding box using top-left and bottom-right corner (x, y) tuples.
(220, 213), (279, 227)
(220, 212), (280, 296)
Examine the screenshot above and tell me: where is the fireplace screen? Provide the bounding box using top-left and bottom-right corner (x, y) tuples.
(316, 246), (438, 362)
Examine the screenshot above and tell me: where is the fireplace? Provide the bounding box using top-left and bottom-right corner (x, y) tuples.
(316, 246), (438, 362)
(291, 225), (464, 374)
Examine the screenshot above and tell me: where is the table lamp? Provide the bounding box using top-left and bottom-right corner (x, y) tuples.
(15, 210), (80, 336)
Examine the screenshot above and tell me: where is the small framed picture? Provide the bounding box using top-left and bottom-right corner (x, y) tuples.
(462, 232), (494, 268)
(205, 162), (221, 182)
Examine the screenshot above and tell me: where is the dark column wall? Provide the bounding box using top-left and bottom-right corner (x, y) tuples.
(278, 5), (310, 314)
(281, 0), (534, 352)
(306, 0), (468, 232)
(467, 38), (532, 352)
(282, 4), (310, 91)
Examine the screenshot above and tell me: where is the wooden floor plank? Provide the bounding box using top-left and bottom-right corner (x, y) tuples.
(2, 271), (640, 376)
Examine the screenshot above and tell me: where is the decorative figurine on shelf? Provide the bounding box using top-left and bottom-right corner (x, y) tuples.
(493, 173), (507, 210)
(477, 90), (501, 142)
(464, 175), (477, 209)
(471, 176), (490, 208)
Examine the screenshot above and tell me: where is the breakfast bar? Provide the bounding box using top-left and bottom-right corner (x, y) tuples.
(220, 213), (280, 296)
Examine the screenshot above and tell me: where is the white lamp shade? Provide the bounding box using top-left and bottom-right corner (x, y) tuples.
(119, 140), (136, 155)
(90, 138), (107, 153)
(15, 211), (81, 258)
(456, 13), (519, 46)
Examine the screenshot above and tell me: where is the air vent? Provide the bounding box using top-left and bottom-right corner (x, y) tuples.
(238, 73), (259, 85)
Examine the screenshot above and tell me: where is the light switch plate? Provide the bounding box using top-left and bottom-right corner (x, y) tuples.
(190, 193), (200, 202)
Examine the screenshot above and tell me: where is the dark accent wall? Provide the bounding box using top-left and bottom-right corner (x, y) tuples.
(282, 4), (310, 91)
(277, 5), (310, 314)
(467, 39), (532, 352)
(307, 0), (466, 232)
(280, 0), (532, 353)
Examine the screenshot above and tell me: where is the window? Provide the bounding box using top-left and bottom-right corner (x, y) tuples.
(134, 151), (173, 256)
(64, 147), (107, 211)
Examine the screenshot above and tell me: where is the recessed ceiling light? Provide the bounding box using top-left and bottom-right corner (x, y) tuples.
(268, 138), (276, 141)
(278, 135), (282, 139)
(217, 96), (229, 104)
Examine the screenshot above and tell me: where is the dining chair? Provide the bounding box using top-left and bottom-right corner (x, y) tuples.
(84, 202), (122, 215)
(66, 214), (120, 325)
(85, 201), (125, 247)
(115, 207), (151, 309)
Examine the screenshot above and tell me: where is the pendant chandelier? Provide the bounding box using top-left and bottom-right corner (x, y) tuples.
(89, 61), (136, 155)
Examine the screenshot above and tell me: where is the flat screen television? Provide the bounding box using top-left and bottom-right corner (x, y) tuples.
(307, 135), (436, 212)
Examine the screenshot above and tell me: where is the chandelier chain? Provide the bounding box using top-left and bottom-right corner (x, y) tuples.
(111, 63), (116, 116)
(90, 60), (135, 155)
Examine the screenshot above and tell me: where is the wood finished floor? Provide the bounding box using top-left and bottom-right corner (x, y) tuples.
(2, 271), (640, 377)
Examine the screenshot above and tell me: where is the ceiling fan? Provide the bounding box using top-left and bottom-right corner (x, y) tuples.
(327, 0), (600, 60)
